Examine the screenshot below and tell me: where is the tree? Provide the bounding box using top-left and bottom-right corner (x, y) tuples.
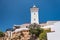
(0, 31), (5, 37)
(29, 23), (51, 40)
(0, 31), (5, 40)
(29, 23), (42, 40)
(39, 30), (47, 40)
(39, 28), (51, 40)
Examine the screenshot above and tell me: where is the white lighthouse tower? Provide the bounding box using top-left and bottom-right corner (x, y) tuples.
(30, 5), (39, 24)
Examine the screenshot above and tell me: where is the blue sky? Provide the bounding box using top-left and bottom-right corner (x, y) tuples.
(0, 0), (60, 32)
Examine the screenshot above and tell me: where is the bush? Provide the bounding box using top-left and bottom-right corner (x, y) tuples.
(0, 31), (5, 37)
(39, 31), (47, 40)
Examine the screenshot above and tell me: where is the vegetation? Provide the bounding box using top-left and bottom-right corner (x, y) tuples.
(39, 28), (51, 40)
(29, 23), (41, 40)
(0, 31), (5, 40)
(0, 31), (5, 37)
(39, 30), (47, 40)
(29, 23), (51, 40)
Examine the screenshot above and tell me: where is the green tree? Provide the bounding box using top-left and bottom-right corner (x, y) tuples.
(29, 23), (51, 40)
(39, 30), (47, 40)
(0, 31), (5, 37)
(29, 23), (42, 40)
(39, 28), (51, 40)
(0, 31), (5, 40)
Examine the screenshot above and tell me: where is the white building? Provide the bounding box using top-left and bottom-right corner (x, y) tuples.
(47, 21), (60, 40)
(30, 5), (39, 24)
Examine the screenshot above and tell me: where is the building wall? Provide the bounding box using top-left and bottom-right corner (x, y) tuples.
(30, 6), (39, 24)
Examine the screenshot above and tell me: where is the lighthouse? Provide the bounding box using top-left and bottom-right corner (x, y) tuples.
(30, 5), (39, 24)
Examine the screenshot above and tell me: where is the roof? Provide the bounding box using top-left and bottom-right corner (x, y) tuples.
(14, 28), (29, 32)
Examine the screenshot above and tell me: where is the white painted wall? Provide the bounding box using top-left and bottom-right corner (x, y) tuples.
(30, 5), (39, 24)
(47, 21), (60, 40)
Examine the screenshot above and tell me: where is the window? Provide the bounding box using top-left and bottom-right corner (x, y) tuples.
(26, 26), (28, 28)
(34, 13), (35, 15)
(34, 18), (36, 21)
